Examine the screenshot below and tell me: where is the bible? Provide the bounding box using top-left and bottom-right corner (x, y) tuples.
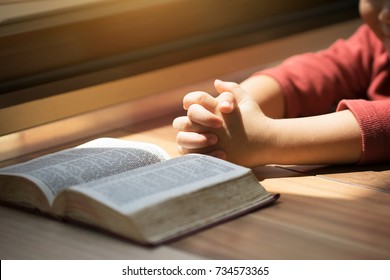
(0, 138), (279, 244)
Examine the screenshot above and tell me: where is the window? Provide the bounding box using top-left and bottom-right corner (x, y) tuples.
(0, 0), (358, 137)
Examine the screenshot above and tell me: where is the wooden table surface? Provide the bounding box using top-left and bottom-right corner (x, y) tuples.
(1, 115), (389, 260)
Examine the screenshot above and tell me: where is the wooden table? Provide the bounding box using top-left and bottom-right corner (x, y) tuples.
(1, 115), (389, 260)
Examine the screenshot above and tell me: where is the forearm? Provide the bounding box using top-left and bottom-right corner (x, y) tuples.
(174, 80), (363, 167)
(266, 110), (362, 165)
(240, 75), (285, 119)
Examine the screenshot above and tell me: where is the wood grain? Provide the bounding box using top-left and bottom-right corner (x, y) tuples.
(0, 204), (201, 260)
(280, 165), (390, 193)
(2, 121), (389, 259)
(172, 175), (390, 259)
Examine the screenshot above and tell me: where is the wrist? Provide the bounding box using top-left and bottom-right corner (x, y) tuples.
(240, 75), (285, 118)
(245, 116), (280, 166)
(266, 111), (362, 165)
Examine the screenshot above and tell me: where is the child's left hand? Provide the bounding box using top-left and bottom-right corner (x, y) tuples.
(173, 80), (275, 167)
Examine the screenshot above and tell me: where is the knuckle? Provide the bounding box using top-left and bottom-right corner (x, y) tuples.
(176, 131), (209, 149)
(184, 91), (205, 106)
(180, 119), (192, 131)
(197, 92), (210, 105)
(173, 116), (187, 131)
(176, 131), (186, 143)
(185, 91), (217, 110)
(186, 104), (199, 119)
(176, 145), (185, 155)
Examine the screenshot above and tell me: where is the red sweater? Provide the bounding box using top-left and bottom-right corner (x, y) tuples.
(258, 24), (390, 164)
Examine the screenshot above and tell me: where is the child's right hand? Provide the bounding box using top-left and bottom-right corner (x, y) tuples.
(172, 80), (233, 159)
(173, 80), (276, 167)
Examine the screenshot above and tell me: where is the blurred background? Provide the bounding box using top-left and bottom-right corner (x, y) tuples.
(0, 0), (358, 96)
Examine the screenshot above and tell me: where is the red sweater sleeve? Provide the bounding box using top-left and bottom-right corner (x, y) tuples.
(337, 99), (390, 164)
(258, 25), (380, 117)
(254, 24), (390, 164)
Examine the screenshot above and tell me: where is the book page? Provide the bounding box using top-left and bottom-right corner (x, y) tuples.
(70, 154), (252, 214)
(0, 138), (169, 204)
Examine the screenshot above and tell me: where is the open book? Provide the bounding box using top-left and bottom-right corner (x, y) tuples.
(0, 138), (279, 244)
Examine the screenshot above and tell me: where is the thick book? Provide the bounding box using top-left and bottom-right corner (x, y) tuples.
(0, 138), (279, 244)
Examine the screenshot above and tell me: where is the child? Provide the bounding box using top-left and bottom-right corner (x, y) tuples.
(173, 0), (390, 167)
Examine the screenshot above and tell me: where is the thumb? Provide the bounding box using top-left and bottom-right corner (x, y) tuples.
(214, 79), (250, 104)
(216, 91), (236, 114)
